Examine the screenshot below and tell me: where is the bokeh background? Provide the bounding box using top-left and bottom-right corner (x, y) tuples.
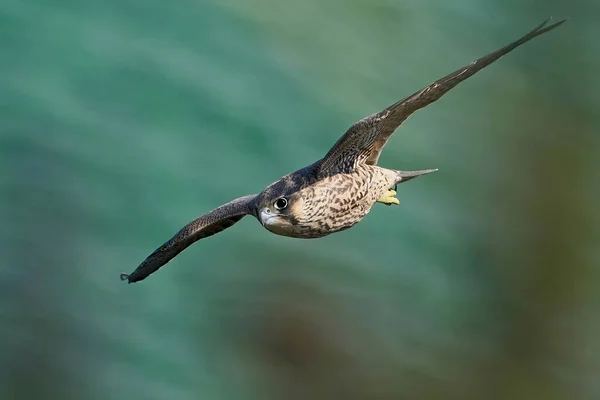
(1, 0), (599, 399)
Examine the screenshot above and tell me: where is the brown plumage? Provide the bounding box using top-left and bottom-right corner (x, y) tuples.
(121, 18), (565, 283)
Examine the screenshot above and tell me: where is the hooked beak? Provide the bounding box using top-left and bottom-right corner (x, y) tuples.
(398, 168), (438, 183)
(259, 207), (275, 227)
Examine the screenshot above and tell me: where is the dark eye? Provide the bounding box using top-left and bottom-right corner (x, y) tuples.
(274, 197), (288, 210)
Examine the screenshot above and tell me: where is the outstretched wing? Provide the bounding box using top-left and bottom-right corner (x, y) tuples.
(317, 18), (566, 176)
(121, 194), (258, 283)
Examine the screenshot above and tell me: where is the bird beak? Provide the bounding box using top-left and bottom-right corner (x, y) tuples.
(259, 207), (273, 226)
(399, 168), (438, 183)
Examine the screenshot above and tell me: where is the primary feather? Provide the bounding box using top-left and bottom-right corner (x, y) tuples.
(317, 18), (566, 176)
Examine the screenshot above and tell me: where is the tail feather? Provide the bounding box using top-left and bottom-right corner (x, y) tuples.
(396, 168), (438, 183)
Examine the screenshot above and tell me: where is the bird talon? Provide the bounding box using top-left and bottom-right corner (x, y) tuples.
(377, 190), (400, 206)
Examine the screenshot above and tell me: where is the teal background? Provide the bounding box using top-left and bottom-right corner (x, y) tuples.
(1, 0), (599, 399)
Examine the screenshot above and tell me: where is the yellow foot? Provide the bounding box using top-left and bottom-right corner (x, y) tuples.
(377, 189), (400, 206)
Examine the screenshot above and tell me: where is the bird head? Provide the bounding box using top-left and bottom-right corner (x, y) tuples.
(255, 176), (305, 237)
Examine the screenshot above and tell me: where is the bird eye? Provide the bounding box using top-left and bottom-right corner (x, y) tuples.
(274, 197), (288, 210)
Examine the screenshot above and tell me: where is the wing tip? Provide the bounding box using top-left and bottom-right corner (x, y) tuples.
(537, 16), (568, 34)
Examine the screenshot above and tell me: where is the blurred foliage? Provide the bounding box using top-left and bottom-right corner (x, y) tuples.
(1, 0), (599, 399)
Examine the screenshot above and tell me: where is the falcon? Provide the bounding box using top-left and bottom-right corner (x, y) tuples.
(121, 18), (565, 283)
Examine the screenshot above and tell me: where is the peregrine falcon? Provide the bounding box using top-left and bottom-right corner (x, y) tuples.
(121, 18), (565, 283)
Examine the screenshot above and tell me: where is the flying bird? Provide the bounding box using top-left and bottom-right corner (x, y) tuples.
(121, 18), (565, 283)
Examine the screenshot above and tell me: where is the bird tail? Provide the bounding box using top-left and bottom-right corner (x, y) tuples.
(396, 168), (438, 184)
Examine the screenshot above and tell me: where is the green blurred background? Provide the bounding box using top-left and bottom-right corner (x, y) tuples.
(1, 0), (599, 399)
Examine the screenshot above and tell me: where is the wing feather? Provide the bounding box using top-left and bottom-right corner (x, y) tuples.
(318, 18), (566, 176)
(121, 194), (257, 283)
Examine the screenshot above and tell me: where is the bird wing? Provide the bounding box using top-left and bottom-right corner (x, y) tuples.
(121, 194), (258, 283)
(317, 18), (566, 176)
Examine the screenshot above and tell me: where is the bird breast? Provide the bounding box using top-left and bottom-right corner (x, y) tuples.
(286, 165), (396, 238)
